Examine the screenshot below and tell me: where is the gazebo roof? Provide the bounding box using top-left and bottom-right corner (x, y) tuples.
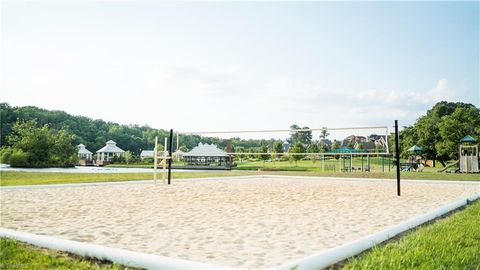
(183, 143), (227, 157)
(407, 145), (423, 152)
(460, 135), (477, 143)
(77, 144), (93, 154)
(97, 140), (125, 153)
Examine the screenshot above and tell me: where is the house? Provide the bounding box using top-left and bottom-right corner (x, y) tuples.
(319, 139), (332, 147)
(96, 140), (125, 166)
(183, 143), (230, 168)
(368, 134), (387, 148)
(342, 135), (367, 147)
(140, 150), (155, 159)
(77, 144), (93, 166)
(354, 141), (376, 152)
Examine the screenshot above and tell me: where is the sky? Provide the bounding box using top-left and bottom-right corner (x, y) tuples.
(1, 1), (479, 137)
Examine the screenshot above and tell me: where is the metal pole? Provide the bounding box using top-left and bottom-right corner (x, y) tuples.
(389, 155), (391, 172)
(168, 129), (173, 185)
(361, 155), (364, 172)
(350, 154), (353, 172)
(154, 136), (158, 184)
(382, 155), (384, 172)
(395, 120), (401, 196)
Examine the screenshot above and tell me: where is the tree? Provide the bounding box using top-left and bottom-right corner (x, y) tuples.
(307, 143), (319, 164)
(398, 126), (418, 159)
(288, 124), (312, 146)
(332, 140), (340, 150)
(272, 141), (284, 163)
(258, 145), (269, 165)
(289, 141), (306, 166)
(414, 101), (474, 166)
(124, 151), (133, 164)
(235, 146), (245, 162)
(436, 106), (480, 161)
(5, 120), (77, 167)
(319, 127), (330, 140)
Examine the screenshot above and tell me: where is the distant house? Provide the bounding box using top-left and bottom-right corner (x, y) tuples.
(368, 134), (387, 149)
(342, 135), (367, 147)
(183, 143), (230, 168)
(140, 150), (155, 159)
(319, 139), (332, 148)
(96, 140), (125, 166)
(354, 141), (376, 152)
(77, 144), (93, 166)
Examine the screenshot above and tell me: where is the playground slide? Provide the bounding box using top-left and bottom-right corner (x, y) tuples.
(437, 160), (459, 173)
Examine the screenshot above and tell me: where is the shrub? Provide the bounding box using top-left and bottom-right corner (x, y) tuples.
(9, 149), (29, 167)
(0, 147), (13, 163)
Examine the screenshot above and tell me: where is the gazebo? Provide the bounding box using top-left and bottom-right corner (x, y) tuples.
(77, 144), (93, 166)
(96, 140), (125, 166)
(183, 143), (230, 168)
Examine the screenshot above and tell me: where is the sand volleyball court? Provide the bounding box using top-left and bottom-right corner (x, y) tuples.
(1, 176), (479, 268)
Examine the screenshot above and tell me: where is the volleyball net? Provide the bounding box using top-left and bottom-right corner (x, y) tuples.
(151, 126), (396, 181)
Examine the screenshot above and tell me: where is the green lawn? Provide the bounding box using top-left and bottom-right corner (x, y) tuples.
(0, 238), (128, 270)
(342, 200), (480, 269)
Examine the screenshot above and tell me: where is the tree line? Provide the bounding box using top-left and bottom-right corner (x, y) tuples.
(1, 101), (478, 167)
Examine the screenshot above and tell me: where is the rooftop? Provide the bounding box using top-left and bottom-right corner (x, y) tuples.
(97, 140), (125, 153)
(77, 144), (93, 154)
(184, 143), (228, 157)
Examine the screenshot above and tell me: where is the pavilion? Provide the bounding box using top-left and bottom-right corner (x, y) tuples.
(77, 144), (93, 166)
(96, 140), (125, 166)
(183, 143), (230, 168)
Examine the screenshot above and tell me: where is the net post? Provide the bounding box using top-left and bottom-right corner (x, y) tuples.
(394, 120), (401, 196)
(167, 129), (173, 185)
(163, 137), (167, 182)
(153, 136), (158, 184)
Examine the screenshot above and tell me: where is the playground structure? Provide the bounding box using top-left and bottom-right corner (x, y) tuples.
(437, 135), (479, 173)
(459, 135), (479, 173)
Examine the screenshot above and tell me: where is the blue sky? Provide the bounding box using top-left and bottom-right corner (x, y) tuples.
(1, 1), (478, 136)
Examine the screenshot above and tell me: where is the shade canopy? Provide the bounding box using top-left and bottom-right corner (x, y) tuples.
(407, 145), (423, 152)
(328, 147), (356, 153)
(460, 135), (477, 143)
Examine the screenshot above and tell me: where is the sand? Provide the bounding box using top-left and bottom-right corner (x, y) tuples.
(1, 176), (479, 269)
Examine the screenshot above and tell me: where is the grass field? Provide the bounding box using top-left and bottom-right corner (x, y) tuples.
(0, 238), (126, 270)
(342, 200), (480, 269)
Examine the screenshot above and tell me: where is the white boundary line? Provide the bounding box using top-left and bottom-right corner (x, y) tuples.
(1, 175), (479, 270)
(0, 228), (234, 270)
